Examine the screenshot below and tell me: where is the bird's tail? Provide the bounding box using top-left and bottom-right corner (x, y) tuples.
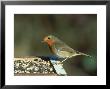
(76, 51), (92, 58)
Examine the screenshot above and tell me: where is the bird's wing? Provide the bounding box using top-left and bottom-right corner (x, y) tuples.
(54, 41), (80, 57)
(57, 44), (77, 54)
(54, 42), (91, 57)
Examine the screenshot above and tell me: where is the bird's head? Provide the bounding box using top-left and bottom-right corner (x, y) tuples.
(42, 35), (56, 46)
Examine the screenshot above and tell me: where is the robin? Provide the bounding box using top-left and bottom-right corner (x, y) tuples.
(42, 35), (91, 64)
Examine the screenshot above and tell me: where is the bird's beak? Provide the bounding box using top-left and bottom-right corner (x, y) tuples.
(42, 37), (47, 43)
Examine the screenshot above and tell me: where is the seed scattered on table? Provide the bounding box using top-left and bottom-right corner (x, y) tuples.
(14, 57), (56, 75)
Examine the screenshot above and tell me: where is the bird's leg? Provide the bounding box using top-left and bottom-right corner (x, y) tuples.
(55, 61), (63, 65)
(61, 58), (68, 63)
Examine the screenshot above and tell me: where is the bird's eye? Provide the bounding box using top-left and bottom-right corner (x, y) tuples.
(48, 37), (50, 39)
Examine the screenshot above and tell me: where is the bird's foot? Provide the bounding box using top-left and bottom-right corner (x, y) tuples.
(54, 61), (63, 66)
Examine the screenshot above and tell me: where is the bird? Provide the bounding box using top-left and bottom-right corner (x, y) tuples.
(42, 35), (91, 64)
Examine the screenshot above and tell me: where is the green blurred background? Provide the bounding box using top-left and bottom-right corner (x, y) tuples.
(14, 14), (97, 76)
